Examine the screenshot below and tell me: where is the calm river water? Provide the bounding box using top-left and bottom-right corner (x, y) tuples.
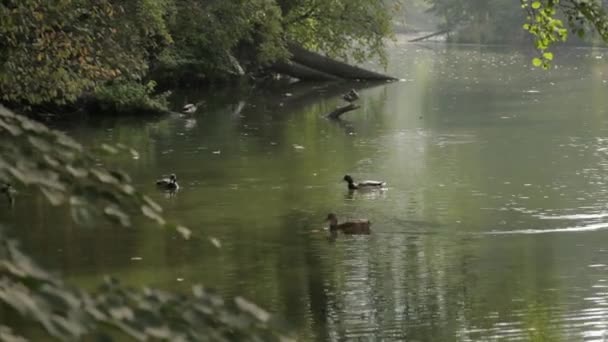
(5, 43), (608, 341)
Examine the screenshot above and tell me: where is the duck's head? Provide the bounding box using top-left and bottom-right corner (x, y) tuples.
(169, 174), (177, 182)
(326, 213), (338, 226)
(343, 175), (354, 183)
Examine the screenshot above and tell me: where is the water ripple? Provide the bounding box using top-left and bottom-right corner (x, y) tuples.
(487, 222), (608, 235)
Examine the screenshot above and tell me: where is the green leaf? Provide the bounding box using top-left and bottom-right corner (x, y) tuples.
(543, 52), (554, 61)
(531, 1), (541, 9)
(532, 58), (543, 67)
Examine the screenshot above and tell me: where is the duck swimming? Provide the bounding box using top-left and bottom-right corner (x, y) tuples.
(343, 175), (385, 190)
(326, 213), (371, 235)
(342, 89), (359, 103)
(182, 101), (205, 114)
(156, 174), (179, 191)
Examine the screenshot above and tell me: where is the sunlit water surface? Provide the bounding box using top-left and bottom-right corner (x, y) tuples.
(5, 43), (608, 341)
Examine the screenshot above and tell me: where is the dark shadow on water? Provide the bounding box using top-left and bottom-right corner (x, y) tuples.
(328, 117), (356, 136)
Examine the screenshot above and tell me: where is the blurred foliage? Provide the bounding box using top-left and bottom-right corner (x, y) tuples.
(426, 0), (526, 43)
(0, 105), (168, 229)
(522, 0), (608, 67)
(0, 237), (291, 341)
(426, 0), (608, 67)
(0, 105), (291, 340)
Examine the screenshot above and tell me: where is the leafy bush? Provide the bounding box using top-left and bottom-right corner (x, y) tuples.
(92, 81), (171, 115)
(0, 105), (292, 341)
(0, 0), (172, 107)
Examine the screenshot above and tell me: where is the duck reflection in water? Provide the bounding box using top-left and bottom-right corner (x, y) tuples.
(326, 213), (371, 238)
(328, 116), (356, 136)
(345, 188), (387, 200)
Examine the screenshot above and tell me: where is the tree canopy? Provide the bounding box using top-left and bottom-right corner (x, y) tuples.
(0, 0), (172, 106)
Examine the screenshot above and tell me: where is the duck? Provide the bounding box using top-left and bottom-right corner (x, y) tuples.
(326, 213), (371, 234)
(182, 101), (205, 114)
(342, 89), (359, 103)
(156, 174), (179, 191)
(343, 174), (385, 190)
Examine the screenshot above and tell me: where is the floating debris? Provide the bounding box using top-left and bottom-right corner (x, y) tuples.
(209, 237), (222, 249)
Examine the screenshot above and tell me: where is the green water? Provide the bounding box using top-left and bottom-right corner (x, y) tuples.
(5, 43), (608, 340)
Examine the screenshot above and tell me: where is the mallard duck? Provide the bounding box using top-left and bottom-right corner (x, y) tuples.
(342, 89), (359, 103)
(156, 174), (179, 191)
(326, 213), (371, 234)
(182, 100), (205, 114)
(343, 175), (385, 190)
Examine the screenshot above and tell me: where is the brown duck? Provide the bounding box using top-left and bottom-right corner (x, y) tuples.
(326, 213), (371, 235)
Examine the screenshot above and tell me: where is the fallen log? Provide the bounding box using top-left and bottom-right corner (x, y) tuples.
(327, 103), (360, 119)
(408, 30), (451, 42)
(287, 43), (398, 81)
(272, 60), (341, 81)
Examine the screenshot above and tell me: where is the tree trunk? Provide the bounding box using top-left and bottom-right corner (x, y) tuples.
(327, 103), (359, 119)
(289, 43), (397, 80)
(408, 30), (451, 42)
(272, 61), (341, 81)
(271, 43), (397, 81)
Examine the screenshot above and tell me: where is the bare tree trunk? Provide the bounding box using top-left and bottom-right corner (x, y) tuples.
(270, 43), (397, 81)
(288, 43), (397, 80)
(408, 30), (451, 42)
(327, 103), (359, 119)
(272, 61), (341, 81)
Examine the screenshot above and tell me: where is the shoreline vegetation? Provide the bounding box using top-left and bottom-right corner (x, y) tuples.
(0, 0), (397, 116)
(2, 1), (608, 116)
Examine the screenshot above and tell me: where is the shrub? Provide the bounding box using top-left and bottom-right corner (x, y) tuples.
(92, 81), (171, 115)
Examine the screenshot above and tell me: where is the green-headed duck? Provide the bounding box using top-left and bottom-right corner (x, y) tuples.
(343, 175), (385, 190)
(183, 101), (205, 114)
(156, 174), (179, 191)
